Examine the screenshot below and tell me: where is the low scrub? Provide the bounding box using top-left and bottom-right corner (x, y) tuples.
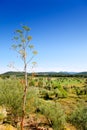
(37, 100), (66, 130)
(69, 105), (87, 130)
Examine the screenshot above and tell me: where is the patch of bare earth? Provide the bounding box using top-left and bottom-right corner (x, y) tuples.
(22, 114), (53, 130)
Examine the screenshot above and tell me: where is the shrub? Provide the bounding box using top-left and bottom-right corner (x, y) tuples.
(0, 78), (23, 125)
(0, 79), (39, 126)
(69, 105), (87, 130)
(38, 100), (66, 130)
(26, 87), (39, 114)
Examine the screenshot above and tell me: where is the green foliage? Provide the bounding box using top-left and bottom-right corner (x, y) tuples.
(37, 100), (66, 130)
(83, 85), (87, 95)
(0, 78), (40, 125)
(74, 87), (82, 95)
(29, 79), (35, 86)
(38, 80), (43, 88)
(22, 25), (30, 31)
(0, 75), (86, 129)
(39, 89), (51, 100)
(27, 36), (32, 41)
(69, 105), (87, 130)
(0, 78), (23, 124)
(16, 29), (23, 34)
(74, 85), (87, 96)
(51, 82), (68, 98)
(26, 87), (39, 114)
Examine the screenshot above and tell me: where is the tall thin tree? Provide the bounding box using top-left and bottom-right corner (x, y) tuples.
(12, 25), (37, 130)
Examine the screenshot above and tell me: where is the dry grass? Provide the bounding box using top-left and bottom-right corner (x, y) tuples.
(64, 123), (77, 130)
(0, 124), (17, 130)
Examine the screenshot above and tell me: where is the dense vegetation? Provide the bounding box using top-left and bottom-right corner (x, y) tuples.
(0, 75), (87, 130)
(1, 71), (87, 78)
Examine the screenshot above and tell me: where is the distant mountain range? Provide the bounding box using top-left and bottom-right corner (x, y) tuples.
(36, 71), (87, 77)
(1, 71), (87, 77)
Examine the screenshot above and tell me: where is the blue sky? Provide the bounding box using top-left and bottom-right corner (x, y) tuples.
(0, 0), (87, 73)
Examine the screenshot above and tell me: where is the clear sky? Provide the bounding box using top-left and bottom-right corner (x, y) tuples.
(0, 0), (87, 73)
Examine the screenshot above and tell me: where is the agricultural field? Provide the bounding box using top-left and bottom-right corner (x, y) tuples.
(0, 75), (87, 130)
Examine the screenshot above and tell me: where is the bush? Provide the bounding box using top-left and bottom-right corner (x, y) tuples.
(39, 89), (53, 100)
(26, 87), (39, 114)
(0, 78), (40, 125)
(37, 100), (66, 130)
(0, 78), (24, 125)
(69, 105), (87, 130)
